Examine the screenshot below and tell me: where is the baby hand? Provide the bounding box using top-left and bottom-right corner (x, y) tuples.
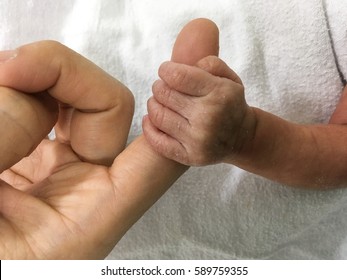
(143, 56), (254, 166)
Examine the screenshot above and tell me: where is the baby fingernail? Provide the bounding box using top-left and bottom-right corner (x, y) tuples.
(0, 49), (17, 64)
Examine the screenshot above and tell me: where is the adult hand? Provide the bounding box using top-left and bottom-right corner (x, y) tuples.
(0, 41), (184, 259)
(0, 17), (218, 259)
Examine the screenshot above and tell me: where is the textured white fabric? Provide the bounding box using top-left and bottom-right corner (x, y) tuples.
(1, 0), (347, 259)
(325, 0), (347, 84)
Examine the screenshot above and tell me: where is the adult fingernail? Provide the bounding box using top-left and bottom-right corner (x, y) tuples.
(0, 50), (17, 64)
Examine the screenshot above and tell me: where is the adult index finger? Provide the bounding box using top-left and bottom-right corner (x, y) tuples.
(0, 41), (134, 165)
(0, 87), (57, 173)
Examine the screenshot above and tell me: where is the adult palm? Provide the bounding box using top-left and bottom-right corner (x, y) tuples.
(1, 132), (182, 259)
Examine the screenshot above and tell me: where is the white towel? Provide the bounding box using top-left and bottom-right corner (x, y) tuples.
(1, 0), (347, 259)
(325, 0), (347, 85)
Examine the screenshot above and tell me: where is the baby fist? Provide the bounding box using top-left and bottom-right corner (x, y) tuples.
(143, 56), (253, 166)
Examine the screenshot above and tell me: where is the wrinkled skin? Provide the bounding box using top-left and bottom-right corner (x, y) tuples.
(144, 19), (347, 189)
(144, 56), (249, 165)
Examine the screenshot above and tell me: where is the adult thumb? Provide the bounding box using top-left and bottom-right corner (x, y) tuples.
(171, 18), (219, 65)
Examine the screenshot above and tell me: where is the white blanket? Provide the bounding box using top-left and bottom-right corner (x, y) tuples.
(1, 0), (347, 259)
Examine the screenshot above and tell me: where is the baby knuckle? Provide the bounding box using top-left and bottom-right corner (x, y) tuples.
(157, 139), (188, 164)
(210, 81), (241, 108)
(160, 62), (189, 87)
(213, 80), (231, 99)
(147, 100), (165, 127)
(170, 67), (190, 88)
(201, 56), (220, 72)
(157, 83), (172, 103)
(150, 136), (171, 159)
(173, 149), (189, 165)
(152, 80), (165, 95)
(153, 108), (166, 127)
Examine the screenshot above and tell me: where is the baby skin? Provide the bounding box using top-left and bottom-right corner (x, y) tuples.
(144, 18), (347, 189)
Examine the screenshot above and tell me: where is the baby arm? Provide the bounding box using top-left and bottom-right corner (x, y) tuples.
(143, 56), (347, 189)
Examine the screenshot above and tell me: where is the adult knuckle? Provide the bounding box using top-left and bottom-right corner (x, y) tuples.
(29, 40), (67, 58)
(39, 40), (64, 50)
(210, 80), (235, 105)
(123, 86), (135, 107)
(115, 85), (135, 118)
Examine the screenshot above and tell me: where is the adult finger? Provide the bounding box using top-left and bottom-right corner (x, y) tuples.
(0, 41), (134, 165)
(131, 18), (220, 219)
(157, 18), (220, 97)
(109, 135), (188, 233)
(0, 87), (57, 173)
(171, 18), (219, 65)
